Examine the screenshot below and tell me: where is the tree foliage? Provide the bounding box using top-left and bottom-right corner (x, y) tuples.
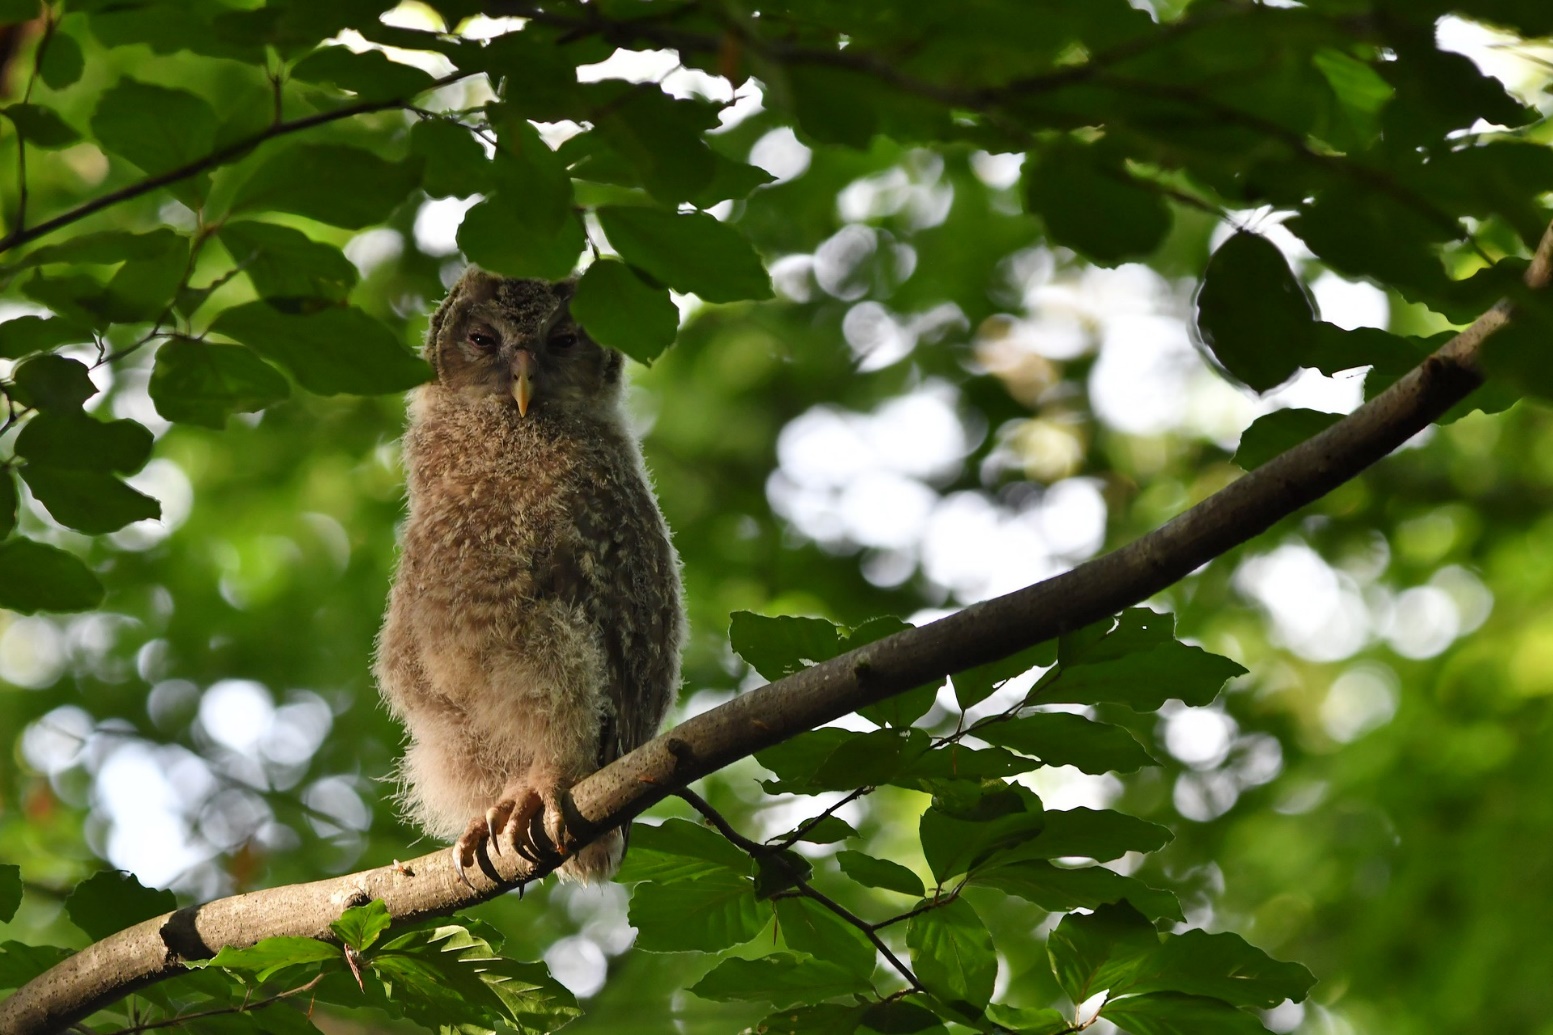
(1, 0), (1551, 1033)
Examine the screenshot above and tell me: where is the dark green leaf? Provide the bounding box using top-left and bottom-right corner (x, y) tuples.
(0, 0), (38, 21)
(593, 87), (718, 204)
(690, 954), (870, 1009)
(973, 860), (1184, 922)
(985, 1004), (1072, 1035)
(757, 727), (931, 795)
(192, 937), (340, 982)
(2, 103), (79, 148)
(150, 339), (291, 427)
(692, 151), (777, 206)
(290, 45), (435, 101)
(837, 850), (925, 897)
(10, 355), (95, 410)
(845, 616), (936, 727)
(773, 895), (876, 977)
(862, 1000), (948, 1034)
(0, 537), (103, 613)
(615, 817), (751, 883)
(0, 471), (15, 539)
(784, 66), (879, 149)
(952, 641), (1057, 709)
(906, 898), (996, 1016)
(920, 782), (1046, 881)
(331, 899), (392, 951)
(1233, 408), (1343, 470)
(989, 807), (1173, 864)
(754, 849), (814, 900)
(0, 865), (19, 923)
(1025, 140), (1170, 265)
(1118, 929), (1316, 1010)
(22, 465), (160, 534)
(14, 228), (186, 269)
(0, 315), (92, 359)
(217, 221), (359, 303)
(1030, 610), (1247, 711)
(230, 144), (421, 229)
(731, 611), (842, 681)
(1047, 901), (1161, 1004)
(64, 870), (176, 941)
(454, 114), (579, 279)
(16, 411), (153, 474)
(571, 260), (680, 366)
(789, 815), (859, 844)
(1195, 231), (1316, 393)
(39, 30), (84, 90)
(628, 869), (766, 952)
(595, 205), (772, 303)
(974, 712), (1159, 774)
(1101, 992), (1273, 1035)
(0, 942), (73, 992)
(409, 117), (491, 198)
(91, 79), (216, 184)
(211, 301), (431, 396)
(758, 1003), (869, 1035)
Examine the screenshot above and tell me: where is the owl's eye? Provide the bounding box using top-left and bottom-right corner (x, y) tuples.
(468, 331), (499, 351)
(550, 330), (578, 350)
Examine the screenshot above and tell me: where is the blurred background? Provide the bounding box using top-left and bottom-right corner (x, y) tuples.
(3, 5), (1553, 1034)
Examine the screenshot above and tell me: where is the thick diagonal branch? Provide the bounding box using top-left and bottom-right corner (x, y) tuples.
(4, 223), (1551, 1035)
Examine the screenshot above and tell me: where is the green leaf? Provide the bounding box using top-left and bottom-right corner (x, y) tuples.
(973, 712), (1159, 774)
(951, 641), (1057, 709)
(692, 151), (777, 206)
(784, 65), (879, 149)
(39, 30), (84, 90)
(22, 465), (160, 534)
(0, 865), (20, 923)
(754, 849), (814, 900)
(1047, 901), (1162, 1004)
(1101, 992), (1273, 1035)
(789, 815), (858, 844)
(595, 205), (772, 303)
(906, 898), (997, 1017)
(615, 817), (752, 883)
(732, 611), (843, 681)
(571, 260), (680, 366)
(1030, 610), (1247, 711)
(920, 782), (1046, 882)
(0, 0), (38, 21)
(862, 1000), (948, 1034)
(1025, 139), (1170, 265)
(149, 339), (291, 427)
(846, 617), (935, 728)
(1118, 929), (1316, 1010)
(91, 79), (216, 188)
(691, 954), (870, 1009)
(217, 221), (359, 303)
(10, 355), (96, 410)
(1233, 408), (1343, 470)
(409, 117), (491, 198)
(628, 869), (767, 952)
(0, 538), (103, 613)
(592, 86), (718, 204)
(0, 315), (92, 359)
(230, 144), (422, 229)
(773, 896), (876, 977)
(211, 301), (431, 396)
(985, 1004), (1072, 1035)
(988, 808), (1173, 864)
(2, 103), (80, 148)
(14, 228), (187, 270)
(64, 870), (177, 941)
(836, 850), (925, 897)
(331, 899), (392, 951)
(455, 114), (580, 280)
(16, 411), (153, 474)
(290, 45), (435, 101)
(757, 727), (931, 795)
(0, 942), (72, 991)
(757, 1003), (869, 1035)
(369, 922), (581, 1035)
(192, 937), (340, 982)
(0, 471), (15, 540)
(1195, 231), (1316, 393)
(972, 860), (1184, 922)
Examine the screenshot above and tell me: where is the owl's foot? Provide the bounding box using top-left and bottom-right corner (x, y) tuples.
(451, 787), (567, 888)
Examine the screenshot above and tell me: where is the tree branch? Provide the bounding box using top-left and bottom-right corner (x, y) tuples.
(4, 224), (1550, 1035)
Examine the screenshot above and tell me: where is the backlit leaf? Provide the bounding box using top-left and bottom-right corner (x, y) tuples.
(906, 898), (996, 1017)
(973, 712), (1159, 774)
(64, 870), (176, 941)
(211, 301), (431, 396)
(836, 850), (925, 897)
(1101, 992), (1273, 1035)
(21, 465), (160, 534)
(571, 259), (680, 366)
(691, 953), (869, 1009)
(595, 205), (772, 303)
(230, 144), (422, 229)
(0, 538), (103, 613)
(150, 339), (291, 427)
(629, 869), (766, 952)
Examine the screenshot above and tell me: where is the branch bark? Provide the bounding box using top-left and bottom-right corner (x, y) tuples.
(4, 223), (1551, 1035)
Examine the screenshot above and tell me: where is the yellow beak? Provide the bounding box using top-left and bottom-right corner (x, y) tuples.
(511, 350), (534, 417)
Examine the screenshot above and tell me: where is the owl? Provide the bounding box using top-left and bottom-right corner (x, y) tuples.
(375, 268), (684, 884)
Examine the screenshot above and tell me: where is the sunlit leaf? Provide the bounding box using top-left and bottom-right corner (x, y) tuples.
(615, 817), (751, 883)
(191, 937), (340, 982)
(331, 899), (392, 952)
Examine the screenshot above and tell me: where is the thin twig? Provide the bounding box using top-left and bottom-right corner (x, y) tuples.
(105, 974), (325, 1035)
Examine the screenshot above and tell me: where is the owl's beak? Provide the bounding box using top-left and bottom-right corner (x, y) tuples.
(511, 350), (535, 416)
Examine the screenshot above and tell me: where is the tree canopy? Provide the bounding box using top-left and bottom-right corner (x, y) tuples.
(2, 1), (1553, 1033)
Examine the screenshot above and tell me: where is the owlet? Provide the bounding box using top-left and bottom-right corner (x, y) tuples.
(375, 268), (684, 883)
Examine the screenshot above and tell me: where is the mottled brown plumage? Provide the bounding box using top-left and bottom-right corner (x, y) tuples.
(375, 268), (684, 883)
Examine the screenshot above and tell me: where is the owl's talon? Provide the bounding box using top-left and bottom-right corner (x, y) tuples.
(452, 845), (476, 889)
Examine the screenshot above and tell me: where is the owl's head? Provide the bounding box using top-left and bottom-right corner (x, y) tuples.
(425, 268), (624, 419)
